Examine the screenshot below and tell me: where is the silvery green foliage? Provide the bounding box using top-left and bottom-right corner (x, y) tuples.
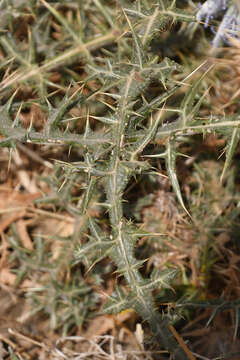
(196, 0), (240, 47)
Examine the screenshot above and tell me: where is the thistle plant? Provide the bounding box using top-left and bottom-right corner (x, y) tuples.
(1, 0), (240, 359)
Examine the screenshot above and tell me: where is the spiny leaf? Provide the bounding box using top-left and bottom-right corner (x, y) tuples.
(124, 10), (147, 69)
(40, 0), (84, 46)
(102, 287), (129, 315)
(90, 115), (118, 125)
(88, 218), (105, 243)
(45, 90), (84, 133)
(0, 90), (18, 136)
(165, 138), (191, 217)
(234, 306), (239, 341)
(150, 268), (179, 290)
(130, 105), (165, 158)
(114, 259), (147, 278)
(181, 66), (213, 127)
(74, 218), (114, 265)
(220, 127), (240, 182)
(74, 237), (112, 263)
(80, 177), (97, 215)
(206, 306), (221, 327)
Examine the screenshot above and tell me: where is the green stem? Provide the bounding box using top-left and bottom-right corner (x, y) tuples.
(104, 71), (186, 359)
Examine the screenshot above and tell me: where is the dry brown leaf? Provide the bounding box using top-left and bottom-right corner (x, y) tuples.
(83, 310), (134, 339)
(0, 190), (42, 232)
(0, 268), (17, 286)
(83, 315), (115, 338)
(16, 219), (33, 251)
(0, 232), (10, 266)
(0, 211), (26, 233)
